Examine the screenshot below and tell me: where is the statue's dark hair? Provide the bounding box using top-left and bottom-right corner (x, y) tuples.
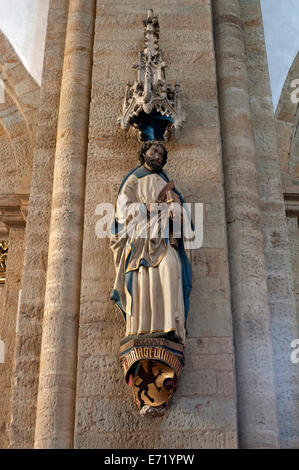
(138, 141), (168, 166)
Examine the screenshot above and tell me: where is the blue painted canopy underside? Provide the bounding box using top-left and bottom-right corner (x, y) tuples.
(130, 109), (174, 141)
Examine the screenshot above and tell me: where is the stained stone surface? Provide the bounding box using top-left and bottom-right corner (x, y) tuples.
(0, 24), (40, 449)
(213, 0), (280, 449)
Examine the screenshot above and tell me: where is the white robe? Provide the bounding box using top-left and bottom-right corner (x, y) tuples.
(110, 167), (187, 344)
(127, 243), (186, 343)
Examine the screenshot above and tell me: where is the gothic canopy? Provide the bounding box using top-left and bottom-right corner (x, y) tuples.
(118, 9), (185, 141)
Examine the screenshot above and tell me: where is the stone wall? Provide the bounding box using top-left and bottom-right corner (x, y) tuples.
(274, 35), (299, 448)
(274, 44), (299, 445)
(2, 0), (298, 449)
(0, 24), (41, 450)
(33, 0), (96, 449)
(213, 0), (280, 448)
(241, 0), (299, 448)
(0, 228), (25, 448)
(74, 0), (238, 449)
(8, 0), (69, 448)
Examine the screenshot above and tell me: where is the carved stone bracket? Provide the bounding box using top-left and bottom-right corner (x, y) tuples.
(120, 336), (184, 415)
(118, 9), (185, 141)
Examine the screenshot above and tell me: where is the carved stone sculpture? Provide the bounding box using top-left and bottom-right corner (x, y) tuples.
(110, 142), (192, 415)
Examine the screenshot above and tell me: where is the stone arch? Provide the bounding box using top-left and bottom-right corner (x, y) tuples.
(0, 30), (40, 139)
(275, 54), (299, 346)
(0, 30), (41, 233)
(276, 52), (299, 125)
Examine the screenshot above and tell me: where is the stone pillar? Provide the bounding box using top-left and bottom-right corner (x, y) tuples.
(240, 0), (299, 449)
(212, 0), (279, 448)
(34, 0), (96, 449)
(9, 0), (69, 448)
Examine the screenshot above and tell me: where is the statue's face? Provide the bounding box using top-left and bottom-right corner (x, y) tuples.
(144, 144), (165, 172)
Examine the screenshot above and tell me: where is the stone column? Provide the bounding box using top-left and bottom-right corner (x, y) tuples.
(213, 0), (279, 448)
(34, 0), (96, 449)
(240, 0), (299, 449)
